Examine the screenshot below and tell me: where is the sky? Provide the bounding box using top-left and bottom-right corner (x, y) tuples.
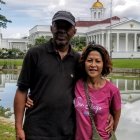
(1, 0), (140, 38)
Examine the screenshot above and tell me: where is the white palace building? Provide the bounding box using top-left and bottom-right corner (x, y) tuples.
(0, 33), (28, 52)
(0, 0), (140, 58)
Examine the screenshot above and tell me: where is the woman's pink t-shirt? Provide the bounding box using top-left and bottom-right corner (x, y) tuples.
(74, 79), (121, 140)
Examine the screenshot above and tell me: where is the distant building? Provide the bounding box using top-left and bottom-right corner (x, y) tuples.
(28, 0), (140, 58)
(0, 33), (28, 52)
(76, 0), (140, 58)
(0, 0), (140, 58)
(28, 25), (52, 45)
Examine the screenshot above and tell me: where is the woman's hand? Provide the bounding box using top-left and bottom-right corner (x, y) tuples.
(105, 114), (114, 133)
(25, 97), (34, 108)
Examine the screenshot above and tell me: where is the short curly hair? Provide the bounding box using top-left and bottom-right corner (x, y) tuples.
(79, 44), (112, 80)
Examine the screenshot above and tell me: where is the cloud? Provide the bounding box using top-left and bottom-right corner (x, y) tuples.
(9, 33), (23, 39)
(122, 101), (140, 124)
(113, 0), (140, 18)
(1, 26), (29, 38)
(59, 0), (66, 6)
(2, 0), (140, 38)
(4, 0), (140, 19)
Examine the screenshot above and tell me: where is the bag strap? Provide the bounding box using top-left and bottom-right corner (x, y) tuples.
(84, 82), (102, 140)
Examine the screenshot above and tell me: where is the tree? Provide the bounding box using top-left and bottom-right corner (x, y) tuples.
(71, 36), (86, 51)
(35, 36), (51, 46)
(0, 0), (12, 28)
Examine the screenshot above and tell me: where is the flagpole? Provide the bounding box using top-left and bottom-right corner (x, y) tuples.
(110, 0), (113, 58)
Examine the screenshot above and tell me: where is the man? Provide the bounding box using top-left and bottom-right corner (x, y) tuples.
(14, 10), (113, 140)
(14, 10), (79, 140)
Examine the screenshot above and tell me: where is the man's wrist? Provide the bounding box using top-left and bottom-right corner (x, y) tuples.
(15, 123), (23, 130)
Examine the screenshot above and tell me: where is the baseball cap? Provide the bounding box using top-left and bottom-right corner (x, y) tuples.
(52, 11), (75, 26)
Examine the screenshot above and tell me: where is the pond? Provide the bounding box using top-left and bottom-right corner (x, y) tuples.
(0, 71), (140, 140)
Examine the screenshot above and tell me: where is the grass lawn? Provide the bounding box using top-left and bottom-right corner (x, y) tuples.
(112, 59), (140, 68)
(1, 59), (140, 69)
(0, 59), (23, 66)
(0, 117), (15, 140)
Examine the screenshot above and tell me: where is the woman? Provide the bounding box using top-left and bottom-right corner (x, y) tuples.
(74, 44), (121, 140)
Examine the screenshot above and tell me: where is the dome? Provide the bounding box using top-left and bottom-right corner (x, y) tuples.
(92, 0), (104, 9)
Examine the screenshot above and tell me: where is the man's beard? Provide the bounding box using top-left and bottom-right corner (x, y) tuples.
(54, 31), (70, 49)
(55, 40), (69, 49)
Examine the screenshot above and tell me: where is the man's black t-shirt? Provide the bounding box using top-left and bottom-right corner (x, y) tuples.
(17, 40), (80, 140)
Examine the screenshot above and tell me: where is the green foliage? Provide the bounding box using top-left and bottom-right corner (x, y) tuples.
(71, 36), (86, 51)
(0, 106), (12, 118)
(34, 35), (86, 50)
(0, 48), (25, 59)
(35, 36), (51, 46)
(0, 0), (12, 28)
(27, 44), (33, 49)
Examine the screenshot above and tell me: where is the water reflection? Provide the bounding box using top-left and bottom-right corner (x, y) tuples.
(116, 100), (140, 140)
(0, 71), (19, 118)
(110, 74), (140, 103)
(0, 72), (140, 109)
(111, 79), (140, 91)
(0, 72), (140, 139)
(109, 73), (140, 140)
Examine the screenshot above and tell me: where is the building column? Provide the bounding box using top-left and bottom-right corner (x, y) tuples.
(106, 32), (110, 53)
(93, 35), (95, 42)
(133, 80), (136, 90)
(93, 35), (96, 43)
(97, 34), (99, 44)
(96, 35), (98, 44)
(116, 33), (119, 52)
(101, 33), (104, 46)
(88, 36), (90, 43)
(86, 35), (88, 45)
(134, 33), (137, 52)
(116, 79), (119, 88)
(89, 36), (91, 42)
(125, 80), (128, 91)
(92, 35), (94, 42)
(138, 34), (140, 46)
(98, 34), (100, 44)
(90, 36), (92, 42)
(125, 33), (128, 52)
(98, 34), (101, 44)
